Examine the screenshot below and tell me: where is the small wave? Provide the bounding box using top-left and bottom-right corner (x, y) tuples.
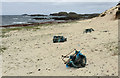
(28, 19), (32, 20)
(23, 16), (30, 17)
(13, 18), (18, 19)
(12, 22), (27, 24)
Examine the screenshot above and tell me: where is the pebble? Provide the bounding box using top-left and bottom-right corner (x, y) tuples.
(20, 39), (22, 41)
(89, 71), (91, 73)
(28, 72), (33, 74)
(107, 70), (109, 73)
(95, 49), (98, 51)
(112, 73), (114, 75)
(46, 68), (50, 71)
(91, 62), (94, 64)
(91, 49), (94, 52)
(38, 69), (41, 71)
(93, 37), (97, 39)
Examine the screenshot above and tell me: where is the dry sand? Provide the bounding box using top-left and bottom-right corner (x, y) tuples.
(0, 6), (119, 76)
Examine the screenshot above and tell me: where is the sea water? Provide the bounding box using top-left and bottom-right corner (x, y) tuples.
(1, 2), (117, 26)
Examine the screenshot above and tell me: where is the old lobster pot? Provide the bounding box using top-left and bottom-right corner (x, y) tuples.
(53, 36), (67, 43)
(62, 49), (87, 68)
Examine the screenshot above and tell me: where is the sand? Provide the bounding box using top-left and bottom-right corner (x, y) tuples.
(0, 6), (119, 76)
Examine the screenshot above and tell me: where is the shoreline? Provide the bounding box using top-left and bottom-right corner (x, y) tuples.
(0, 21), (69, 28)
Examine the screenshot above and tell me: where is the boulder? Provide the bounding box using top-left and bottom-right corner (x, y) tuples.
(116, 10), (120, 19)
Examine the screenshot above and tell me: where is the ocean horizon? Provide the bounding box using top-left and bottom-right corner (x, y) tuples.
(2, 2), (117, 15)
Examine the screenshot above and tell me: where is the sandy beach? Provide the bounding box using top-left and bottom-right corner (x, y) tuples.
(0, 6), (119, 76)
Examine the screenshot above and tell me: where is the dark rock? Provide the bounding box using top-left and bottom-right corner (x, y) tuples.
(50, 12), (68, 16)
(22, 14), (28, 16)
(28, 72), (33, 74)
(37, 59), (40, 61)
(33, 18), (48, 20)
(112, 73), (114, 75)
(100, 14), (106, 17)
(52, 17), (69, 20)
(116, 10), (120, 19)
(93, 37), (97, 39)
(95, 49), (98, 51)
(118, 7), (120, 10)
(69, 12), (77, 15)
(107, 70), (109, 73)
(103, 31), (108, 32)
(29, 14), (47, 16)
(20, 39), (22, 41)
(50, 12), (99, 20)
(38, 69), (41, 71)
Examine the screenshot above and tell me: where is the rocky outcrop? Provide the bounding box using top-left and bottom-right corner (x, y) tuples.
(50, 12), (99, 20)
(32, 18), (48, 20)
(29, 14), (48, 16)
(50, 12), (68, 16)
(22, 14), (28, 16)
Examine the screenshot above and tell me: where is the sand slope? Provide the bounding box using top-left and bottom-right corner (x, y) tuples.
(1, 6), (119, 76)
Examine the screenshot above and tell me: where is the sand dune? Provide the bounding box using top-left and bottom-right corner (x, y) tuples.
(0, 6), (119, 76)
